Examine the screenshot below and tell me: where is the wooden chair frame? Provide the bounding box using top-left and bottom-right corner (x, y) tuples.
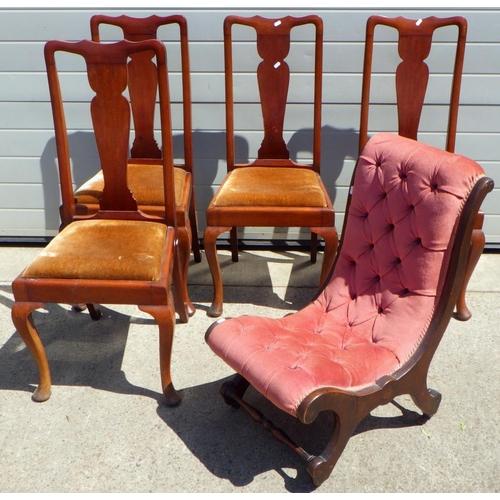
(12, 39), (182, 405)
(207, 137), (494, 486)
(203, 15), (338, 318)
(63, 15), (200, 319)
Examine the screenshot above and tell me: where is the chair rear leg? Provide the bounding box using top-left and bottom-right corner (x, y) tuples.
(230, 226), (239, 262)
(220, 373), (250, 408)
(189, 194), (202, 263)
(11, 301), (52, 402)
(87, 303), (102, 320)
(71, 303), (102, 320)
(310, 232), (318, 263)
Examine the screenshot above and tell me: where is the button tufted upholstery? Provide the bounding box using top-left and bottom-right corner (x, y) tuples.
(206, 133), (486, 417)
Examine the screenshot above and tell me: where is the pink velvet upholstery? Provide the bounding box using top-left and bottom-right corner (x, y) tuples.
(206, 133), (486, 417)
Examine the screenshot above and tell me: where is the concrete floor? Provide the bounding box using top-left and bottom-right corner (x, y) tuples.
(0, 246), (499, 493)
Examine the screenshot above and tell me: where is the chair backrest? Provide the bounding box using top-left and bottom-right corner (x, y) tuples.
(317, 133), (486, 371)
(359, 15), (467, 155)
(90, 14), (193, 169)
(224, 15), (323, 172)
(44, 38), (176, 227)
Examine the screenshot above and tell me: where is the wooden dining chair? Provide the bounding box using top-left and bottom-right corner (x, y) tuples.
(203, 15), (338, 318)
(359, 15), (481, 321)
(11, 39), (182, 405)
(66, 14), (199, 318)
(206, 132), (494, 486)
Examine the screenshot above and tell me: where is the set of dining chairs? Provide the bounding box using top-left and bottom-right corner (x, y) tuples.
(10, 12), (494, 486)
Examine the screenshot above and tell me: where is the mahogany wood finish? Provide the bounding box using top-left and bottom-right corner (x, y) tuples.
(73, 15), (199, 317)
(359, 15), (480, 321)
(11, 39), (182, 405)
(204, 15), (338, 317)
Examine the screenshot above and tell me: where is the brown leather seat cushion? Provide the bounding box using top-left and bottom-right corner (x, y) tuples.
(212, 167), (328, 207)
(22, 219), (167, 281)
(74, 163), (187, 207)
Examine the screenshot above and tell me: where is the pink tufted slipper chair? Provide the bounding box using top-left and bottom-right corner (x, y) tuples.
(205, 132), (493, 486)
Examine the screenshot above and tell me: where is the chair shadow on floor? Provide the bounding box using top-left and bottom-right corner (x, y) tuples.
(156, 376), (425, 492)
(0, 285), (164, 402)
(187, 249), (325, 315)
(0, 280), (426, 491)
(1, 248), (317, 402)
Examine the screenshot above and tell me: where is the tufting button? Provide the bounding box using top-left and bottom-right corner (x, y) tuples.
(395, 257), (402, 265)
(399, 172), (408, 180)
(377, 306), (383, 314)
(401, 288), (410, 296)
(409, 205), (414, 211)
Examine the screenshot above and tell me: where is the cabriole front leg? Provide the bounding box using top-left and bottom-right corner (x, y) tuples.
(140, 302), (180, 407)
(203, 225), (231, 318)
(11, 301), (51, 402)
(310, 226), (339, 287)
(455, 227), (485, 321)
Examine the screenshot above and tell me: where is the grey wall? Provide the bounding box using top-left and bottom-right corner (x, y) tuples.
(0, 7), (498, 246)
